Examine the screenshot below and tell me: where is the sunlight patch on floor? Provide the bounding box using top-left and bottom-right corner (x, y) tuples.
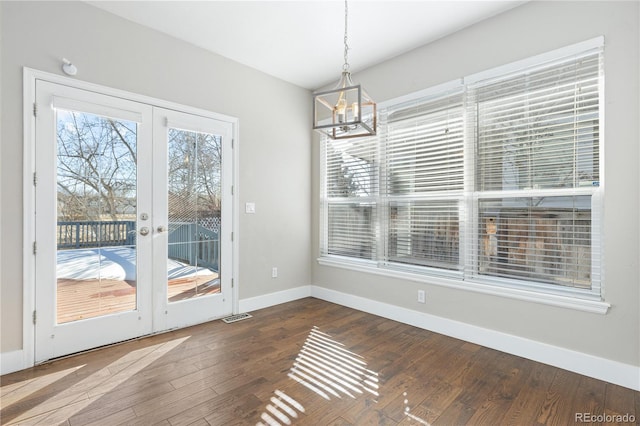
(257, 390), (305, 426)
(257, 326), (380, 425)
(404, 391), (432, 425)
(289, 327), (379, 401)
(2, 336), (189, 425)
(0, 365), (84, 408)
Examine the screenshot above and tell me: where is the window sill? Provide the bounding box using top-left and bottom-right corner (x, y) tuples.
(317, 256), (610, 315)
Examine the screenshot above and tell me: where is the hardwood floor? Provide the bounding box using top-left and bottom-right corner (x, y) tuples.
(1, 298), (638, 425)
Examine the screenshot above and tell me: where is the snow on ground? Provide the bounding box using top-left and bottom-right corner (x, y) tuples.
(57, 247), (216, 281)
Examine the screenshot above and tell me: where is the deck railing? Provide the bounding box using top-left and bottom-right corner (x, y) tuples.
(57, 220), (136, 249)
(57, 220), (219, 272)
(167, 222), (219, 272)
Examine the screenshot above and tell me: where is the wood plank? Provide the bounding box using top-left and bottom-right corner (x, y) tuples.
(397, 379), (464, 425)
(125, 387), (217, 426)
(464, 353), (534, 425)
(536, 368), (582, 425)
(56, 276), (219, 324)
(604, 383), (637, 421)
(500, 358), (558, 425)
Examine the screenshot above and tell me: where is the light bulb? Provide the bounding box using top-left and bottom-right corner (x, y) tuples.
(352, 102), (359, 122)
(336, 97), (347, 123)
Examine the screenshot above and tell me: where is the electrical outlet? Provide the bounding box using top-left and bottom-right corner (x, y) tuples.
(272, 267), (278, 278)
(417, 290), (426, 303)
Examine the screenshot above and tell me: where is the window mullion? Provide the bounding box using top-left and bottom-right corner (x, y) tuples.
(319, 137), (329, 256)
(463, 87), (477, 281)
(378, 109), (389, 267)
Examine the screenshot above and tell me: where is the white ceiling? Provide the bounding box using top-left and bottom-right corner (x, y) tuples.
(87, 1), (527, 90)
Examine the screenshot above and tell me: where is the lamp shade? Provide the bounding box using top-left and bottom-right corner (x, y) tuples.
(313, 71), (377, 139)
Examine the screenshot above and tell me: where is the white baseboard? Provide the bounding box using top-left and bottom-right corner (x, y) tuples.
(239, 285), (311, 314)
(1, 350), (27, 376)
(310, 285), (640, 391)
(6, 285), (638, 391)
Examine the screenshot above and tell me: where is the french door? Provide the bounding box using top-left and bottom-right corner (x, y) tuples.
(151, 108), (233, 332)
(34, 81), (233, 362)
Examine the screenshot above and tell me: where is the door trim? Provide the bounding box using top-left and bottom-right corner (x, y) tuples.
(23, 67), (240, 369)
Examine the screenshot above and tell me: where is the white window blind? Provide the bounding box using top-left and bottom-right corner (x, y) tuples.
(322, 137), (378, 260)
(476, 196), (593, 288)
(319, 38), (603, 300)
(468, 45), (602, 291)
(384, 92), (464, 270)
(472, 48), (601, 192)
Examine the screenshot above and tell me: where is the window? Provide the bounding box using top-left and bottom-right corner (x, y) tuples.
(469, 48), (601, 291)
(384, 90), (464, 271)
(322, 136), (378, 260)
(320, 38), (604, 302)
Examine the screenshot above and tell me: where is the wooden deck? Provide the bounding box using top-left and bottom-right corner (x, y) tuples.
(1, 298), (638, 425)
(57, 276), (220, 323)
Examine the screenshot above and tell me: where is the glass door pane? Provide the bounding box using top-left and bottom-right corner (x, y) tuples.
(55, 110), (139, 323)
(166, 128), (222, 302)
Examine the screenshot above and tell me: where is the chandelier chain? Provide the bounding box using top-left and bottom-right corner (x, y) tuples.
(343, 0), (350, 71)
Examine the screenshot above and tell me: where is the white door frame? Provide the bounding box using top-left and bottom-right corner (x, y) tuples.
(23, 68), (240, 368)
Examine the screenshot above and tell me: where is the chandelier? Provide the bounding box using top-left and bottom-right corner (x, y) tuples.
(312, 0), (376, 139)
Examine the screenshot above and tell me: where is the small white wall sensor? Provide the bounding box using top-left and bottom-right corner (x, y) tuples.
(62, 58), (77, 76)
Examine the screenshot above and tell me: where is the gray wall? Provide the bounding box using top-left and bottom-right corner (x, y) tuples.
(312, 1), (640, 366)
(0, 1), (311, 352)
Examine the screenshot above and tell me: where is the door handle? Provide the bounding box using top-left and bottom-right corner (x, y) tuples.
(157, 225), (168, 233)
(139, 227), (150, 236)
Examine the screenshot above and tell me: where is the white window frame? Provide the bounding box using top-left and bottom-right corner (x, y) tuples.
(318, 38), (609, 314)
